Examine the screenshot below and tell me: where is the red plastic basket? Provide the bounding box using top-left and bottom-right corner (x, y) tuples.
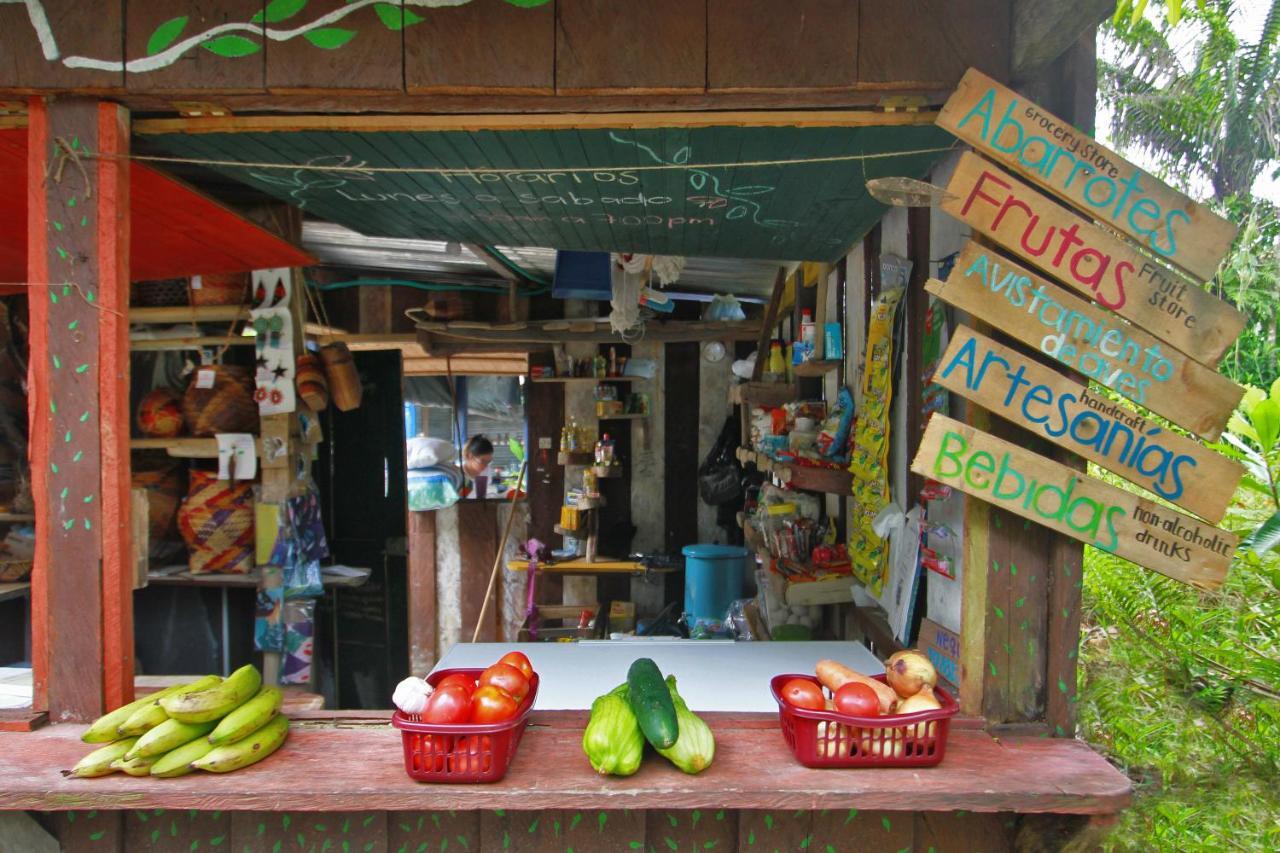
(391, 668), (539, 783)
(770, 673), (958, 769)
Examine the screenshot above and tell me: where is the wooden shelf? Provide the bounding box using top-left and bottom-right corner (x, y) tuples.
(784, 574), (855, 606)
(130, 335), (254, 351)
(130, 305), (248, 324)
(0, 513), (34, 523)
(736, 449), (852, 495)
(147, 566), (371, 589)
(730, 381), (798, 408)
(557, 451), (594, 466)
(530, 375), (646, 383)
(0, 582), (31, 604)
(596, 412), (648, 420)
(793, 359), (841, 377)
(507, 558), (667, 575)
(131, 437), (247, 459)
(553, 524), (585, 538)
(571, 495), (606, 510)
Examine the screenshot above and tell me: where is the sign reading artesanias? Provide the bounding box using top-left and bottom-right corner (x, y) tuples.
(932, 325), (1242, 523)
(942, 153), (1245, 367)
(938, 68), (1237, 282)
(911, 416), (1235, 589)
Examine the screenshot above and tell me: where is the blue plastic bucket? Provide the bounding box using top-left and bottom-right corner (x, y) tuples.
(681, 544), (748, 626)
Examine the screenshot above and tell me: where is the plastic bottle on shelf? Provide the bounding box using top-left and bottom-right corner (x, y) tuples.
(799, 309), (816, 362)
(766, 341), (786, 382)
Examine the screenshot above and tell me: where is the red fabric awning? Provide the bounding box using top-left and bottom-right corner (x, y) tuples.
(0, 128), (313, 294)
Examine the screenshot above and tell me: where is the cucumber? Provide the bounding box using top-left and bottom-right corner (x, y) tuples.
(626, 658), (679, 749)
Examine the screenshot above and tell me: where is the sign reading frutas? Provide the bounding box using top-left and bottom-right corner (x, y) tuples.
(937, 68), (1237, 282)
(932, 325), (1242, 523)
(925, 242), (1244, 440)
(912, 416), (1235, 589)
(942, 152), (1245, 367)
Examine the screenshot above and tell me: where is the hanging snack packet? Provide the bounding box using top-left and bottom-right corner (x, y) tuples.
(816, 388), (855, 462)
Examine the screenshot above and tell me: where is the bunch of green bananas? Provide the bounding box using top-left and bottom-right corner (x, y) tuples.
(64, 665), (290, 779)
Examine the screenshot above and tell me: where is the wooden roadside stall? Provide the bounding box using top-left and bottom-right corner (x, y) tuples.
(0, 2), (1253, 850)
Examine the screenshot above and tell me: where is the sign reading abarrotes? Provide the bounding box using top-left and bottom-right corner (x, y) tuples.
(932, 325), (1242, 523)
(911, 416), (1235, 589)
(937, 68), (1237, 282)
(942, 152), (1244, 368)
(925, 243), (1244, 440)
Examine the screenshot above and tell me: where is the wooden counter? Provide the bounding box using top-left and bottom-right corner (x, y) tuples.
(1, 712), (1128, 815)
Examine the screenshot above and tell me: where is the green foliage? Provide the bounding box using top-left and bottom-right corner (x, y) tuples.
(254, 0), (308, 25)
(1214, 200), (1280, 386)
(147, 17), (189, 56)
(200, 35), (262, 58)
(303, 28), (358, 50)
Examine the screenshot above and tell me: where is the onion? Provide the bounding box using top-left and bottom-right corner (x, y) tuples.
(894, 684), (942, 739)
(885, 650), (938, 699)
(392, 676), (432, 715)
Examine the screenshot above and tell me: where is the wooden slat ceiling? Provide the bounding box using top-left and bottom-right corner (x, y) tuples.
(0, 128), (314, 290)
(137, 119), (953, 262)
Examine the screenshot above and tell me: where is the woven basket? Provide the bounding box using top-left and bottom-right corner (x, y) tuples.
(296, 353), (329, 411)
(190, 272), (250, 307)
(182, 365), (259, 437)
(137, 388), (185, 438)
(132, 461), (185, 547)
(320, 343), (362, 412)
(131, 279), (190, 308)
(0, 560), (31, 582)
(177, 470), (254, 575)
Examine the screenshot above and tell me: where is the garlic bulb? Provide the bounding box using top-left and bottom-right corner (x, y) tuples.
(392, 676), (432, 715)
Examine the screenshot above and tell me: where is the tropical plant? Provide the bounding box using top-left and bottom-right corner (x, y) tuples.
(1216, 379), (1280, 555)
(1102, 0), (1280, 202)
(1214, 200), (1280, 385)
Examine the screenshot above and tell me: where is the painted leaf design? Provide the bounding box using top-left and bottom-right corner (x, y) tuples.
(147, 16), (189, 56)
(727, 185), (775, 197)
(374, 3), (415, 30)
(505, 0), (552, 6)
(201, 35), (263, 57)
(253, 0), (308, 24)
(304, 28), (358, 49)
(672, 147), (691, 165)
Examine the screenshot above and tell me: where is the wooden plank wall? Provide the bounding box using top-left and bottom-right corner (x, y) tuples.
(0, 1), (1012, 105)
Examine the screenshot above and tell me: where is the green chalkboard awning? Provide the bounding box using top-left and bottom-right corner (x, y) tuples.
(136, 114), (953, 262)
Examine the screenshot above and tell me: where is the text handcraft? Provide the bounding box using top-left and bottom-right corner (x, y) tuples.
(925, 242), (1244, 439)
(933, 325), (1242, 523)
(942, 153), (1244, 368)
(912, 416), (1235, 589)
(937, 68), (1236, 282)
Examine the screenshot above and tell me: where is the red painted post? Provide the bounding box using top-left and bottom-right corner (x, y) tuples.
(25, 98), (132, 721)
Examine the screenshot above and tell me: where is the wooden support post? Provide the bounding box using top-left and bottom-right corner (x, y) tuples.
(407, 511), (437, 676)
(27, 98), (132, 721)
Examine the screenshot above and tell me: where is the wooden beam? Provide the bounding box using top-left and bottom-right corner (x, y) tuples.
(752, 268), (788, 381)
(407, 511), (438, 677)
(132, 109), (940, 136)
(1011, 0), (1114, 83)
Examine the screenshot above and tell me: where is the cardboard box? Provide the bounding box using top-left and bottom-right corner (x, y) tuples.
(917, 617), (961, 694)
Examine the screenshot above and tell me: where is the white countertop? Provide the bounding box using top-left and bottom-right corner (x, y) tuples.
(432, 640), (882, 713)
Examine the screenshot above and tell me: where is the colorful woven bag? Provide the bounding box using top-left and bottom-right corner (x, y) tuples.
(177, 470), (254, 575)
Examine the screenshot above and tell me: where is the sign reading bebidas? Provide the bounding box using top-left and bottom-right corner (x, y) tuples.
(933, 325), (1242, 523)
(911, 416), (1235, 589)
(938, 68), (1237, 282)
(925, 242), (1244, 440)
(942, 153), (1245, 367)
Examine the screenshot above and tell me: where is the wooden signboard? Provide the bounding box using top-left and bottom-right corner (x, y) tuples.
(933, 325), (1242, 523)
(938, 68), (1237, 283)
(925, 242), (1244, 440)
(912, 416), (1235, 589)
(942, 152), (1245, 367)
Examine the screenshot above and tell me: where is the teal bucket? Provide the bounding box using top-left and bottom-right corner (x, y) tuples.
(681, 544), (748, 626)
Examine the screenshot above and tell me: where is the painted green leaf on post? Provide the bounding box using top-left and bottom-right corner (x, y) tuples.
(304, 28), (357, 49)
(375, 3), (418, 30)
(201, 35), (262, 57)
(254, 0), (309, 24)
(147, 16), (189, 56)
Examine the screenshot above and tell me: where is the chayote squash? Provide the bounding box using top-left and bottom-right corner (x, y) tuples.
(655, 676), (716, 774)
(582, 683), (644, 776)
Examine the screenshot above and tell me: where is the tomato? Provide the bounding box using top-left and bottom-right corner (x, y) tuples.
(422, 684), (470, 724)
(419, 735), (448, 772)
(781, 678), (825, 710)
(470, 685), (519, 723)
(435, 673), (477, 698)
(498, 651), (534, 680)
(478, 663), (530, 703)
(833, 682), (881, 717)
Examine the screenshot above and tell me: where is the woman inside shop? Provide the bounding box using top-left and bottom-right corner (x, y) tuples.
(459, 434), (494, 499)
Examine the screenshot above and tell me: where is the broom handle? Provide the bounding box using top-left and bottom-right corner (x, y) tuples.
(471, 460), (528, 644)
